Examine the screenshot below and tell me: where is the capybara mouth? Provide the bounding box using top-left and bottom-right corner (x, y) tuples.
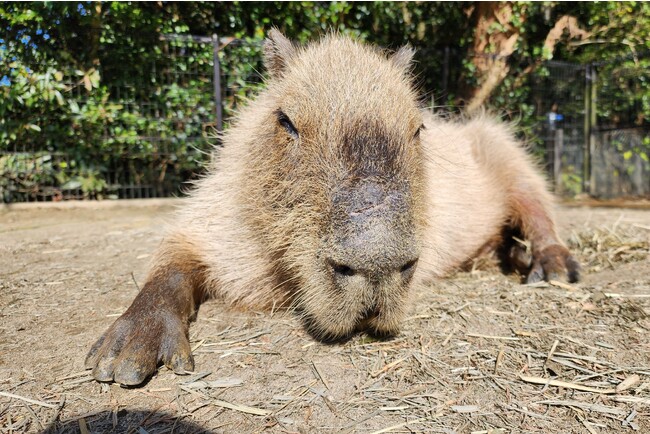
(301, 304), (398, 344)
(300, 312), (356, 344)
(355, 307), (399, 340)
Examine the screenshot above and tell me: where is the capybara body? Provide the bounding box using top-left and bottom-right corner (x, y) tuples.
(86, 31), (580, 385)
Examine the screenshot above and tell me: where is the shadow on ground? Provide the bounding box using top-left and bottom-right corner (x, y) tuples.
(43, 410), (214, 434)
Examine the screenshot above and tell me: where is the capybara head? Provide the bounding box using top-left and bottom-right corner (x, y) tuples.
(240, 30), (426, 342)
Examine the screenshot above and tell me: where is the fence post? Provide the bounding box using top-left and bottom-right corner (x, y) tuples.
(554, 128), (564, 194)
(212, 34), (223, 134)
(589, 66), (597, 195)
(583, 65), (592, 195)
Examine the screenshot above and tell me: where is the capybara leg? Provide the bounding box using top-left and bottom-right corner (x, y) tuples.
(509, 192), (580, 283)
(85, 254), (206, 385)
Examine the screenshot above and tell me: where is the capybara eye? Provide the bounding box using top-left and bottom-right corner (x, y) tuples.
(276, 110), (299, 139)
(414, 124), (425, 140)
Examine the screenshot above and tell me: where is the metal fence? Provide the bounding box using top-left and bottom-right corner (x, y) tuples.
(530, 60), (589, 196)
(1, 34), (648, 202)
(531, 54), (650, 198)
(97, 33), (218, 200)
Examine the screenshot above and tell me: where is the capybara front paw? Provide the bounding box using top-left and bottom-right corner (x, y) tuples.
(85, 309), (194, 386)
(526, 244), (580, 284)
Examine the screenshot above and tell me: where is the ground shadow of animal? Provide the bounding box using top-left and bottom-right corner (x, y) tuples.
(42, 409), (215, 434)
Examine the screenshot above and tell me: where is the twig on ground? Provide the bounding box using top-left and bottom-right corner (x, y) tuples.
(519, 374), (617, 394)
(0, 391), (59, 409)
(536, 399), (626, 416)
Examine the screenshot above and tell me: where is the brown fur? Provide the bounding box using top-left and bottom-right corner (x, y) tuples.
(86, 31), (579, 385)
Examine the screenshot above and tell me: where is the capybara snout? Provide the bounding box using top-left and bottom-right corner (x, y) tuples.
(326, 179), (419, 281)
(313, 178), (420, 340)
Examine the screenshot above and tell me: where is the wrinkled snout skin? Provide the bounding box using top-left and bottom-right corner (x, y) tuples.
(307, 180), (421, 341)
(327, 180), (419, 280)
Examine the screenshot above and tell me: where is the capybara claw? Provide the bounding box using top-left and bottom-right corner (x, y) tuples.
(167, 352), (195, 375)
(92, 360), (116, 383)
(525, 262), (545, 284)
(113, 359), (156, 386)
(546, 272), (561, 281)
(527, 244), (581, 284)
(565, 255), (581, 283)
(84, 353), (97, 371)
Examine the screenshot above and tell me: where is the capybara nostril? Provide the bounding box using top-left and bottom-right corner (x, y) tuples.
(327, 259), (356, 277)
(399, 258), (418, 281)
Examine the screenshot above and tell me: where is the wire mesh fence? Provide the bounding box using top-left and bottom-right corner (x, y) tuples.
(529, 60), (588, 197)
(530, 53), (650, 198)
(1, 34), (221, 202)
(218, 37), (265, 126)
(1, 34), (648, 203)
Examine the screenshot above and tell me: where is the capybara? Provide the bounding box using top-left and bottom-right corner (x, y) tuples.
(86, 30), (580, 386)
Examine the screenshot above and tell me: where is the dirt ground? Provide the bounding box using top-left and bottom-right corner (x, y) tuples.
(1, 200), (649, 434)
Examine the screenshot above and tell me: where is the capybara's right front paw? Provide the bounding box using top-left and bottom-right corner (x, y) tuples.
(526, 244), (581, 284)
(85, 308), (194, 386)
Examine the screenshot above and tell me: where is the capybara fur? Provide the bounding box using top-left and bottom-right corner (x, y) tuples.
(86, 30), (580, 386)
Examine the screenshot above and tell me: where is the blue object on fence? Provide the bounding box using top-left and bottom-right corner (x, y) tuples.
(547, 111), (564, 129)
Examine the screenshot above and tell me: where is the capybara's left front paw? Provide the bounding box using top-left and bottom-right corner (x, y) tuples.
(85, 307), (194, 386)
(526, 244), (580, 284)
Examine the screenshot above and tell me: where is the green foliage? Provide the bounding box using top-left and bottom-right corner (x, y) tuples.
(1, 1), (649, 201)
(561, 170), (583, 197)
(219, 38), (265, 119)
(0, 3), (217, 201)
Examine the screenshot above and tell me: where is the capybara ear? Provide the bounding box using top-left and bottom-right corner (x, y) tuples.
(264, 28), (296, 79)
(390, 45), (415, 73)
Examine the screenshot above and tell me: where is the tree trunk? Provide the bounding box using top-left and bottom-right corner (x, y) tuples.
(465, 1), (522, 113)
(89, 1), (103, 67)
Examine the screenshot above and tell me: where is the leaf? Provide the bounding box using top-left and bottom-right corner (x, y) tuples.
(616, 374), (640, 393)
(89, 69), (101, 88)
(83, 74), (92, 92)
(54, 90), (65, 106)
(61, 179), (82, 190)
(69, 100), (80, 114)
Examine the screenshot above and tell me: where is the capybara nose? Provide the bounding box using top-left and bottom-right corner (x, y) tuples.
(327, 256), (418, 281)
(398, 258), (418, 281)
(328, 259), (357, 277)
(328, 179), (419, 282)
